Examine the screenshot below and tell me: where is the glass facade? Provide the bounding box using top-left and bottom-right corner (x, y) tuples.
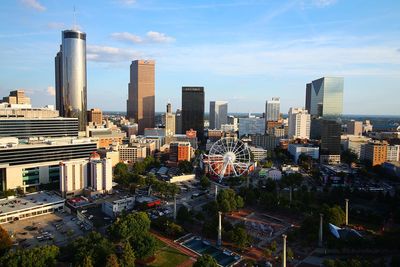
(56, 30), (87, 131)
(22, 167), (39, 186)
(0, 142), (97, 166)
(182, 87), (205, 140)
(49, 165), (60, 183)
(310, 77), (343, 119)
(0, 118), (78, 138)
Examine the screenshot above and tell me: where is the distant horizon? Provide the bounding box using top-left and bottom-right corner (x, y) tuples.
(1, 1), (399, 115)
(103, 111), (400, 118)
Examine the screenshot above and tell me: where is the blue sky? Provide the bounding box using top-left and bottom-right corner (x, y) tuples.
(0, 0), (399, 115)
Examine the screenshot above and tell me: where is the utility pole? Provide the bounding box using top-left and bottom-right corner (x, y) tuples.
(319, 213), (324, 247)
(282, 234), (287, 267)
(173, 194), (177, 221)
(217, 211), (222, 247)
(345, 198), (349, 226)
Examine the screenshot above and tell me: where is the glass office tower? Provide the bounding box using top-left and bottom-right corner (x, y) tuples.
(209, 101), (228, 130)
(55, 30), (87, 131)
(182, 87), (205, 140)
(310, 77), (343, 118)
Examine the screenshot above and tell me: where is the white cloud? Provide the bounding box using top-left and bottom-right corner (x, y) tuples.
(312, 0), (337, 8)
(111, 31), (175, 44)
(111, 32), (143, 43)
(146, 31), (175, 43)
(158, 38), (400, 77)
(47, 22), (65, 30)
(21, 0), (46, 11)
(87, 45), (143, 62)
(46, 86), (55, 96)
(118, 0), (136, 5)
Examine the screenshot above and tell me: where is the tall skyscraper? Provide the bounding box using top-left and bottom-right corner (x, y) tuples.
(55, 30), (87, 131)
(305, 83), (312, 113)
(127, 60), (155, 134)
(175, 108), (182, 134)
(209, 101), (228, 130)
(288, 107), (311, 140)
(265, 97), (280, 121)
(320, 119), (341, 165)
(165, 103), (175, 136)
(308, 77), (344, 118)
(182, 86), (204, 140)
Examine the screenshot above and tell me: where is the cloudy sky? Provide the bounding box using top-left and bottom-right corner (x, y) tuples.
(0, 0), (399, 115)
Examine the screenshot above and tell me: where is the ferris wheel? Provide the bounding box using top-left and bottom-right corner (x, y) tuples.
(207, 137), (251, 179)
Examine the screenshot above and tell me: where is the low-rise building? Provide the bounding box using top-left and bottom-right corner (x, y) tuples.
(347, 120), (363, 136)
(382, 161), (400, 177)
(169, 142), (192, 163)
(387, 145), (400, 162)
(249, 146), (268, 161)
(0, 191), (64, 224)
(119, 144), (147, 163)
(0, 137), (97, 191)
(288, 144), (319, 163)
(281, 164), (300, 173)
(259, 168), (282, 180)
(341, 135), (371, 159)
(102, 195), (135, 218)
(364, 140), (388, 166)
(60, 153), (113, 198)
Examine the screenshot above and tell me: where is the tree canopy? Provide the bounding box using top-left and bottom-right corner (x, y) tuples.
(0, 225), (12, 256)
(66, 231), (113, 267)
(0, 245), (59, 267)
(216, 189), (244, 212)
(193, 254), (218, 267)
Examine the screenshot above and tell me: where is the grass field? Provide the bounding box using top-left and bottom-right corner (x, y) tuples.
(148, 238), (191, 267)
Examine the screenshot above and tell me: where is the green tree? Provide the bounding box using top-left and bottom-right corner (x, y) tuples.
(108, 212), (151, 241)
(230, 225), (251, 250)
(120, 242), (135, 267)
(263, 248), (272, 258)
(0, 225), (12, 256)
(193, 254), (218, 267)
(105, 254), (120, 267)
(341, 149), (358, 165)
(323, 259), (336, 267)
(131, 233), (157, 260)
(114, 163), (128, 177)
(200, 175), (211, 189)
(270, 240), (277, 253)
(287, 247), (294, 260)
(166, 222), (184, 238)
(216, 189), (242, 212)
(80, 256), (94, 267)
(263, 160), (273, 168)
(66, 232), (113, 267)
(0, 245), (59, 267)
(177, 206), (191, 223)
(235, 195), (244, 209)
(178, 160), (193, 174)
(325, 205), (346, 226)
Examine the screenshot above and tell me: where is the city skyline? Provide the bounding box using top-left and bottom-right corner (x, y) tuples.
(0, 0), (400, 115)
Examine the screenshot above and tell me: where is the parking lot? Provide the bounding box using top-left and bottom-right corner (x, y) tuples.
(2, 211), (84, 249)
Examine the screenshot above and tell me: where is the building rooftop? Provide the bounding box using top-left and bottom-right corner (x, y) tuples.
(0, 191), (64, 215)
(0, 117), (77, 121)
(0, 137), (95, 150)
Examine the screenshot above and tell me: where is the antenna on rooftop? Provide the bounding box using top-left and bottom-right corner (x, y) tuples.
(73, 6), (77, 31)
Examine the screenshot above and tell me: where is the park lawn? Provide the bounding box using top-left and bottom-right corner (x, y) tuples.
(148, 238), (190, 267)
